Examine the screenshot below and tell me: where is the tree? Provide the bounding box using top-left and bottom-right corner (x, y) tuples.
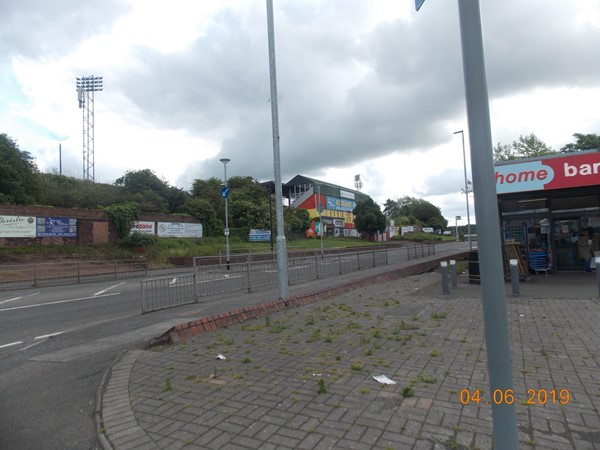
(181, 197), (222, 237)
(0, 134), (40, 204)
(285, 208), (311, 235)
(353, 199), (386, 239)
(382, 196), (447, 229)
(493, 133), (556, 161)
(561, 133), (600, 152)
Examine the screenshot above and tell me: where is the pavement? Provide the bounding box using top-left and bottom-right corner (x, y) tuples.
(97, 255), (600, 450)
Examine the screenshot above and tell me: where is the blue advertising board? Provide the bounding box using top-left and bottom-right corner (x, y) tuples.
(36, 217), (77, 237)
(249, 229), (271, 242)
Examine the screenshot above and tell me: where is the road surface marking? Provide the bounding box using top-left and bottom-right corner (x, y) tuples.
(95, 282), (125, 296)
(0, 293), (120, 313)
(19, 341), (44, 351)
(35, 331), (65, 340)
(0, 341), (24, 350)
(0, 292), (40, 305)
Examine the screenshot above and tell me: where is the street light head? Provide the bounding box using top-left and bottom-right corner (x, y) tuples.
(453, 130), (463, 135)
(219, 158), (230, 165)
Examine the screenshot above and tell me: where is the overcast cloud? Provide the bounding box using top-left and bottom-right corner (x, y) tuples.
(1, 0), (598, 224)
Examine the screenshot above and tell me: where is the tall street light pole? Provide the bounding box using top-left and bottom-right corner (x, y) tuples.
(220, 158), (231, 270)
(266, 0), (289, 298)
(454, 130), (472, 250)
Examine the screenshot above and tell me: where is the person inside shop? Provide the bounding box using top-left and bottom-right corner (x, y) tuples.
(578, 227), (594, 273)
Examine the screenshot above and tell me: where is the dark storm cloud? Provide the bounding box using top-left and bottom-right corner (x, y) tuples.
(101, 0), (598, 190)
(0, 0), (128, 60)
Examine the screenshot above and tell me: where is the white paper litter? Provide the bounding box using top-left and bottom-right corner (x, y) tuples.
(216, 354), (226, 360)
(373, 374), (397, 385)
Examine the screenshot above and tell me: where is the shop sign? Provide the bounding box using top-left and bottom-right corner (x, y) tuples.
(37, 217), (77, 237)
(495, 152), (600, 194)
(0, 215), (36, 237)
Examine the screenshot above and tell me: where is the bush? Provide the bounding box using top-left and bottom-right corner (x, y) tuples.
(121, 232), (158, 248)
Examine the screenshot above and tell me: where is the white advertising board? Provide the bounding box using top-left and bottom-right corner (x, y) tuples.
(0, 215), (36, 237)
(130, 221), (156, 235)
(157, 222), (203, 238)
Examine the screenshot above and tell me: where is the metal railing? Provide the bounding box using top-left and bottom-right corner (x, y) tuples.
(141, 274), (197, 314)
(0, 259), (148, 290)
(140, 243), (436, 313)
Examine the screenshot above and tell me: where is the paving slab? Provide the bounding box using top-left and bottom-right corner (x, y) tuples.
(99, 267), (600, 449)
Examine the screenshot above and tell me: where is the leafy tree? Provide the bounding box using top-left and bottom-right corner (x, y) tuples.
(181, 197), (222, 237)
(560, 133), (600, 152)
(114, 169), (169, 196)
(285, 208), (311, 234)
(0, 133), (40, 204)
(383, 196), (447, 229)
(353, 199), (386, 239)
(493, 133), (556, 161)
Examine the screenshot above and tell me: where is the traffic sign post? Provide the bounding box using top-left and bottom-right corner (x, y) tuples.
(417, 0), (519, 447)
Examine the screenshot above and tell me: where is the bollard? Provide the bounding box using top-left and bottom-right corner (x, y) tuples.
(449, 260), (457, 288)
(440, 261), (450, 294)
(596, 257), (600, 298)
(510, 259), (520, 297)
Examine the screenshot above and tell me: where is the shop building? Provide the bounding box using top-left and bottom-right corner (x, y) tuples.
(496, 150), (599, 272)
(285, 175), (371, 237)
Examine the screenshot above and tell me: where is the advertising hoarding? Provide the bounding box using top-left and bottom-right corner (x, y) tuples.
(157, 222), (203, 238)
(0, 215), (36, 237)
(249, 229), (271, 242)
(36, 217), (77, 237)
(326, 196), (356, 212)
(130, 221), (156, 235)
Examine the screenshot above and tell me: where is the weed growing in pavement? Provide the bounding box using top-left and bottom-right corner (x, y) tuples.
(162, 379), (173, 392)
(317, 378), (327, 394)
(350, 361), (364, 371)
(269, 322), (286, 333)
(307, 328), (321, 343)
(305, 315), (315, 325)
(429, 349), (442, 357)
(419, 374), (437, 385)
(242, 357), (251, 364)
(401, 386), (414, 398)
(358, 387), (370, 395)
(185, 374), (197, 381)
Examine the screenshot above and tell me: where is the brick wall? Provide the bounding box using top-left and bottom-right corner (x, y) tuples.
(0, 204), (197, 247)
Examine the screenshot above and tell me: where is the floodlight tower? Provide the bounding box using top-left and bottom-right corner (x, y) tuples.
(354, 174), (363, 191)
(76, 75), (103, 182)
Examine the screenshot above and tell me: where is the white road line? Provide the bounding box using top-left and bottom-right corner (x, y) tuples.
(0, 341), (24, 350)
(35, 331), (65, 340)
(95, 282), (125, 296)
(170, 278), (177, 285)
(0, 292), (40, 305)
(0, 293), (120, 313)
(19, 341), (44, 351)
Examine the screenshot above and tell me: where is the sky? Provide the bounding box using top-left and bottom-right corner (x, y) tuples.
(1, 0), (599, 226)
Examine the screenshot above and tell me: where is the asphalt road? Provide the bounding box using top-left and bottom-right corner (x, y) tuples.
(0, 241), (470, 449)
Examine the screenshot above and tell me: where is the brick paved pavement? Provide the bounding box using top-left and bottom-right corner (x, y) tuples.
(100, 271), (600, 449)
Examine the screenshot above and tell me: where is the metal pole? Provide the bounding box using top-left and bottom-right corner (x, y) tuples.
(318, 184), (324, 259)
(455, 130), (472, 250)
(449, 259), (457, 288)
(266, 0), (289, 298)
(595, 256), (600, 297)
(458, 1), (518, 447)
(510, 259), (520, 296)
(220, 159), (231, 270)
(440, 261), (450, 294)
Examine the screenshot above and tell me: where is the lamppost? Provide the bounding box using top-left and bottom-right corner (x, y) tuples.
(454, 130), (472, 250)
(220, 158), (231, 270)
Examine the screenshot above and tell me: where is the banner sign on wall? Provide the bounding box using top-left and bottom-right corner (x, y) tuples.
(326, 196), (356, 212)
(157, 222), (203, 238)
(495, 152), (600, 194)
(130, 221), (156, 235)
(0, 215), (36, 237)
(37, 217), (77, 237)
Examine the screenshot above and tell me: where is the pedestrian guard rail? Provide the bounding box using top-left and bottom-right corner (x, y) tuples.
(0, 258), (148, 290)
(140, 243), (435, 313)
